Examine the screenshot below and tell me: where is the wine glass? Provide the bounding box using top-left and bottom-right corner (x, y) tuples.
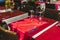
(30, 10), (34, 21)
(39, 3), (45, 21)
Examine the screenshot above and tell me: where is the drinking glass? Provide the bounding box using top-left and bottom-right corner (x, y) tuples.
(30, 10), (34, 21)
(39, 3), (45, 21)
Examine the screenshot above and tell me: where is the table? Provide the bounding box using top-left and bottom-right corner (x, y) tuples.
(35, 22), (60, 40)
(26, 21), (60, 40)
(0, 6), (5, 10)
(0, 10), (25, 21)
(52, 1), (60, 11)
(9, 17), (56, 40)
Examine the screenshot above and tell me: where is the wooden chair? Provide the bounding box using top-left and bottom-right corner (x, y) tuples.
(0, 27), (18, 40)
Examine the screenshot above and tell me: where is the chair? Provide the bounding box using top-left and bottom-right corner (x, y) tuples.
(0, 27), (18, 40)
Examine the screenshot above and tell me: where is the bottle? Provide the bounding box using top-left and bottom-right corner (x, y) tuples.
(5, 0), (11, 9)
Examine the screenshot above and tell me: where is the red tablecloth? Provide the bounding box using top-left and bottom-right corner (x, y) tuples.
(52, 1), (60, 10)
(35, 2), (45, 4)
(9, 17), (56, 40)
(34, 22), (60, 40)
